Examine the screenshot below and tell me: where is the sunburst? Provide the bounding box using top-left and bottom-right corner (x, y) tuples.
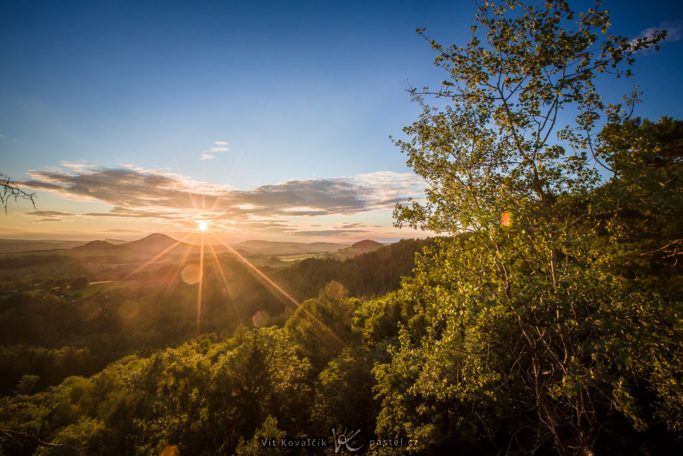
(110, 203), (344, 343)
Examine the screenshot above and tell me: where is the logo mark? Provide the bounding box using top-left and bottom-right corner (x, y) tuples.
(331, 427), (363, 453)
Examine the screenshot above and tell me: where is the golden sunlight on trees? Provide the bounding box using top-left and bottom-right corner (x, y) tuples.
(379, 1), (680, 455)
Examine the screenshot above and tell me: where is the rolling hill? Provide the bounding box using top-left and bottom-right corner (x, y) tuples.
(72, 240), (117, 251)
(121, 233), (186, 253)
(333, 239), (383, 259)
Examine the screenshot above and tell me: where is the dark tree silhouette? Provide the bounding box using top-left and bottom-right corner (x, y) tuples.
(0, 173), (35, 213)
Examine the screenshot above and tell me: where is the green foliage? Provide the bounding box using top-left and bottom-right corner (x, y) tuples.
(0, 328), (313, 455)
(377, 1), (680, 454)
(371, 235), (681, 453)
(0, 237), (426, 398)
(311, 345), (378, 434)
(593, 117), (683, 284)
(0, 345), (96, 396)
(15, 375), (40, 395)
(395, 0), (664, 235)
(234, 416), (287, 456)
(261, 238), (430, 302)
(285, 281), (358, 369)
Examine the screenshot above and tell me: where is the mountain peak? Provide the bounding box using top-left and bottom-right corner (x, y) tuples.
(122, 233), (180, 252)
(333, 240), (384, 259)
(140, 233), (176, 241)
(73, 240), (115, 251)
(351, 240), (382, 249)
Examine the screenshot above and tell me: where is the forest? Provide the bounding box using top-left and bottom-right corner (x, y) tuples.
(1, 1), (681, 455)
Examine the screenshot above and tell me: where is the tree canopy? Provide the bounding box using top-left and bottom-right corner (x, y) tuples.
(378, 1), (681, 454)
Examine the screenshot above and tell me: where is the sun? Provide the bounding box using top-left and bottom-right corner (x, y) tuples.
(198, 221), (208, 232)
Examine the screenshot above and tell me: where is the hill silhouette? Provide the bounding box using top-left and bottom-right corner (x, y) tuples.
(334, 239), (383, 259)
(67, 235), (346, 257)
(122, 233), (183, 253)
(236, 238), (433, 308)
(72, 240), (116, 251)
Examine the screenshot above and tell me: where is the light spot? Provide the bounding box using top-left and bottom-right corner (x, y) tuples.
(181, 264), (201, 284)
(252, 310), (269, 327)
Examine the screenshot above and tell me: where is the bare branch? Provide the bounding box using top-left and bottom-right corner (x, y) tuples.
(0, 173), (36, 214)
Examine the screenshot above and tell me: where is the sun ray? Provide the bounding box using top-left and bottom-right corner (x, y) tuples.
(159, 241), (196, 290)
(121, 233), (194, 282)
(208, 233), (345, 346)
(206, 241), (242, 321)
(196, 231), (205, 334)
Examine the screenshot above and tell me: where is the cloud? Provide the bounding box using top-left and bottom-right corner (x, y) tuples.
(240, 220), (293, 232)
(339, 222), (381, 229)
(291, 229), (367, 237)
(22, 165), (427, 234)
(668, 25), (683, 42)
(83, 206), (183, 220)
(26, 210), (73, 217)
(200, 140), (231, 160)
(629, 22), (682, 52)
(24, 167), (222, 209)
(61, 161), (98, 171)
(287, 221), (387, 237)
(30, 218), (63, 223)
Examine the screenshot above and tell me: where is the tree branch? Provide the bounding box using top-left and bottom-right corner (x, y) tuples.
(0, 173), (36, 214)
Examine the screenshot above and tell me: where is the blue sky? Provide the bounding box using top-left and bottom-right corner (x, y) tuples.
(1, 0), (681, 241)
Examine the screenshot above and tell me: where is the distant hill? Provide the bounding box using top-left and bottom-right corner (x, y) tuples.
(235, 238), (434, 309)
(333, 240), (383, 259)
(72, 240), (116, 251)
(121, 233), (187, 254)
(234, 240), (348, 256)
(70, 233), (192, 256)
(103, 238), (128, 245)
(0, 239), (84, 253)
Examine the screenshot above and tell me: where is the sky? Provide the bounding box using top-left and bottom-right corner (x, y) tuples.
(1, 0), (682, 242)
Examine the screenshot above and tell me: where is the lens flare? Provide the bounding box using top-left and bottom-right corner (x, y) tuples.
(501, 211), (512, 227)
(198, 221), (208, 231)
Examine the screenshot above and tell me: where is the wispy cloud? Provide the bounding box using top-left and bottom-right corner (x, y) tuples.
(83, 206), (183, 220)
(291, 229), (367, 237)
(629, 22), (682, 52)
(288, 221), (386, 237)
(26, 210), (73, 217)
(104, 228), (140, 233)
(200, 140), (231, 160)
(22, 165), (426, 235)
(30, 218), (63, 223)
(61, 161), (98, 171)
